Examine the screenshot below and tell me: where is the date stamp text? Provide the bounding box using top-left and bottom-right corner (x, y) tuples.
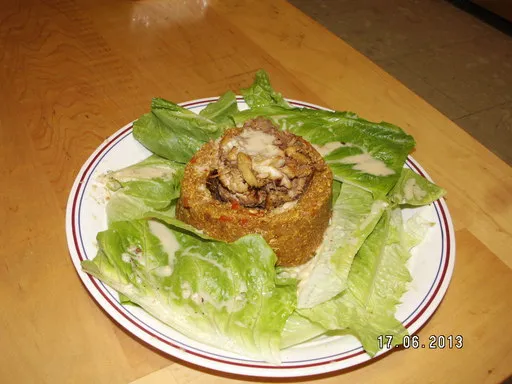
(377, 335), (464, 350)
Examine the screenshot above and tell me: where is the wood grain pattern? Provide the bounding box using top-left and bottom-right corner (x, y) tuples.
(0, 0), (511, 383)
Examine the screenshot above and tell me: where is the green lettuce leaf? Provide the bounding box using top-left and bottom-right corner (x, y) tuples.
(145, 211), (215, 240)
(293, 184), (387, 309)
(199, 91), (238, 128)
(133, 98), (221, 163)
(280, 312), (326, 349)
(233, 106), (415, 198)
(402, 210), (436, 251)
(348, 210), (412, 313)
(102, 155), (184, 223)
(388, 168), (446, 206)
(332, 179), (342, 205)
(298, 209), (411, 356)
(240, 70), (291, 109)
(82, 219), (296, 363)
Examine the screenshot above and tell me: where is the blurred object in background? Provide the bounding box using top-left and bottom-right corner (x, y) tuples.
(470, 0), (512, 22)
(449, 0), (512, 35)
(289, 0), (512, 165)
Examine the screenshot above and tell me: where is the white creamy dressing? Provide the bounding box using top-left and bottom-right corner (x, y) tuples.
(233, 129), (283, 158)
(113, 165), (175, 182)
(225, 129), (286, 180)
(313, 142), (344, 157)
(148, 220), (180, 277)
(121, 253), (131, 263)
(191, 292), (203, 305)
(152, 265), (173, 277)
(346, 237), (359, 246)
(333, 153), (395, 176)
(234, 320), (247, 328)
(148, 220), (180, 257)
(181, 281), (192, 299)
(190, 289), (240, 311)
(280, 240), (332, 294)
(403, 178), (427, 201)
(182, 281), (247, 311)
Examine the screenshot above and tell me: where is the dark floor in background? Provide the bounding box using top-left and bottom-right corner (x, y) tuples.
(288, 0), (512, 165)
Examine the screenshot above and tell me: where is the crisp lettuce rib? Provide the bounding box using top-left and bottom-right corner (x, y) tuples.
(280, 313), (326, 349)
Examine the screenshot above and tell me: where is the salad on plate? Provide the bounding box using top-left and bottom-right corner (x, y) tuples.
(81, 70), (446, 364)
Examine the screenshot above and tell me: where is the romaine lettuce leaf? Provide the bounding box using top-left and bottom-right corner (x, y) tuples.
(388, 168), (446, 206)
(280, 312), (326, 349)
(240, 69), (291, 109)
(82, 219), (296, 363)
(294, 184), (387, 309)
(332, 179), (342, 205)
(102, 155), (184, 223)
(298, 209), (411, 356)
(133, 98), (222, 163)
(199, 91), (238, 128)
(402, 209), (435, 251)
(348, 210), (412, 313)
(145, 211), (215, 240)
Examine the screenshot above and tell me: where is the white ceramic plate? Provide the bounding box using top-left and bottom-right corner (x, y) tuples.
(66, 97), (456, 377)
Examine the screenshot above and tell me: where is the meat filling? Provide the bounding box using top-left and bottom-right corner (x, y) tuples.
(206, 118), (325, 210)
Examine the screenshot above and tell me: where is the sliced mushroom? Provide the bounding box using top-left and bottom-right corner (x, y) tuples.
(281, 165), (296, 179)
(271, 156), (286, 167)
(219, 134), (234, 151)
(285, 146), (311, 164)
(237, 152), (261, 187)
(294, 164), (314, 178)
(280, 175), (292, 189)
(226, 146), (238, 163)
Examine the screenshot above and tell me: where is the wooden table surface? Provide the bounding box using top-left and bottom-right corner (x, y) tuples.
(1, 0), (511, 383)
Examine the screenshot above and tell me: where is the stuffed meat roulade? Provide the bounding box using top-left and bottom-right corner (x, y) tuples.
(176, 118), (333, 266)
